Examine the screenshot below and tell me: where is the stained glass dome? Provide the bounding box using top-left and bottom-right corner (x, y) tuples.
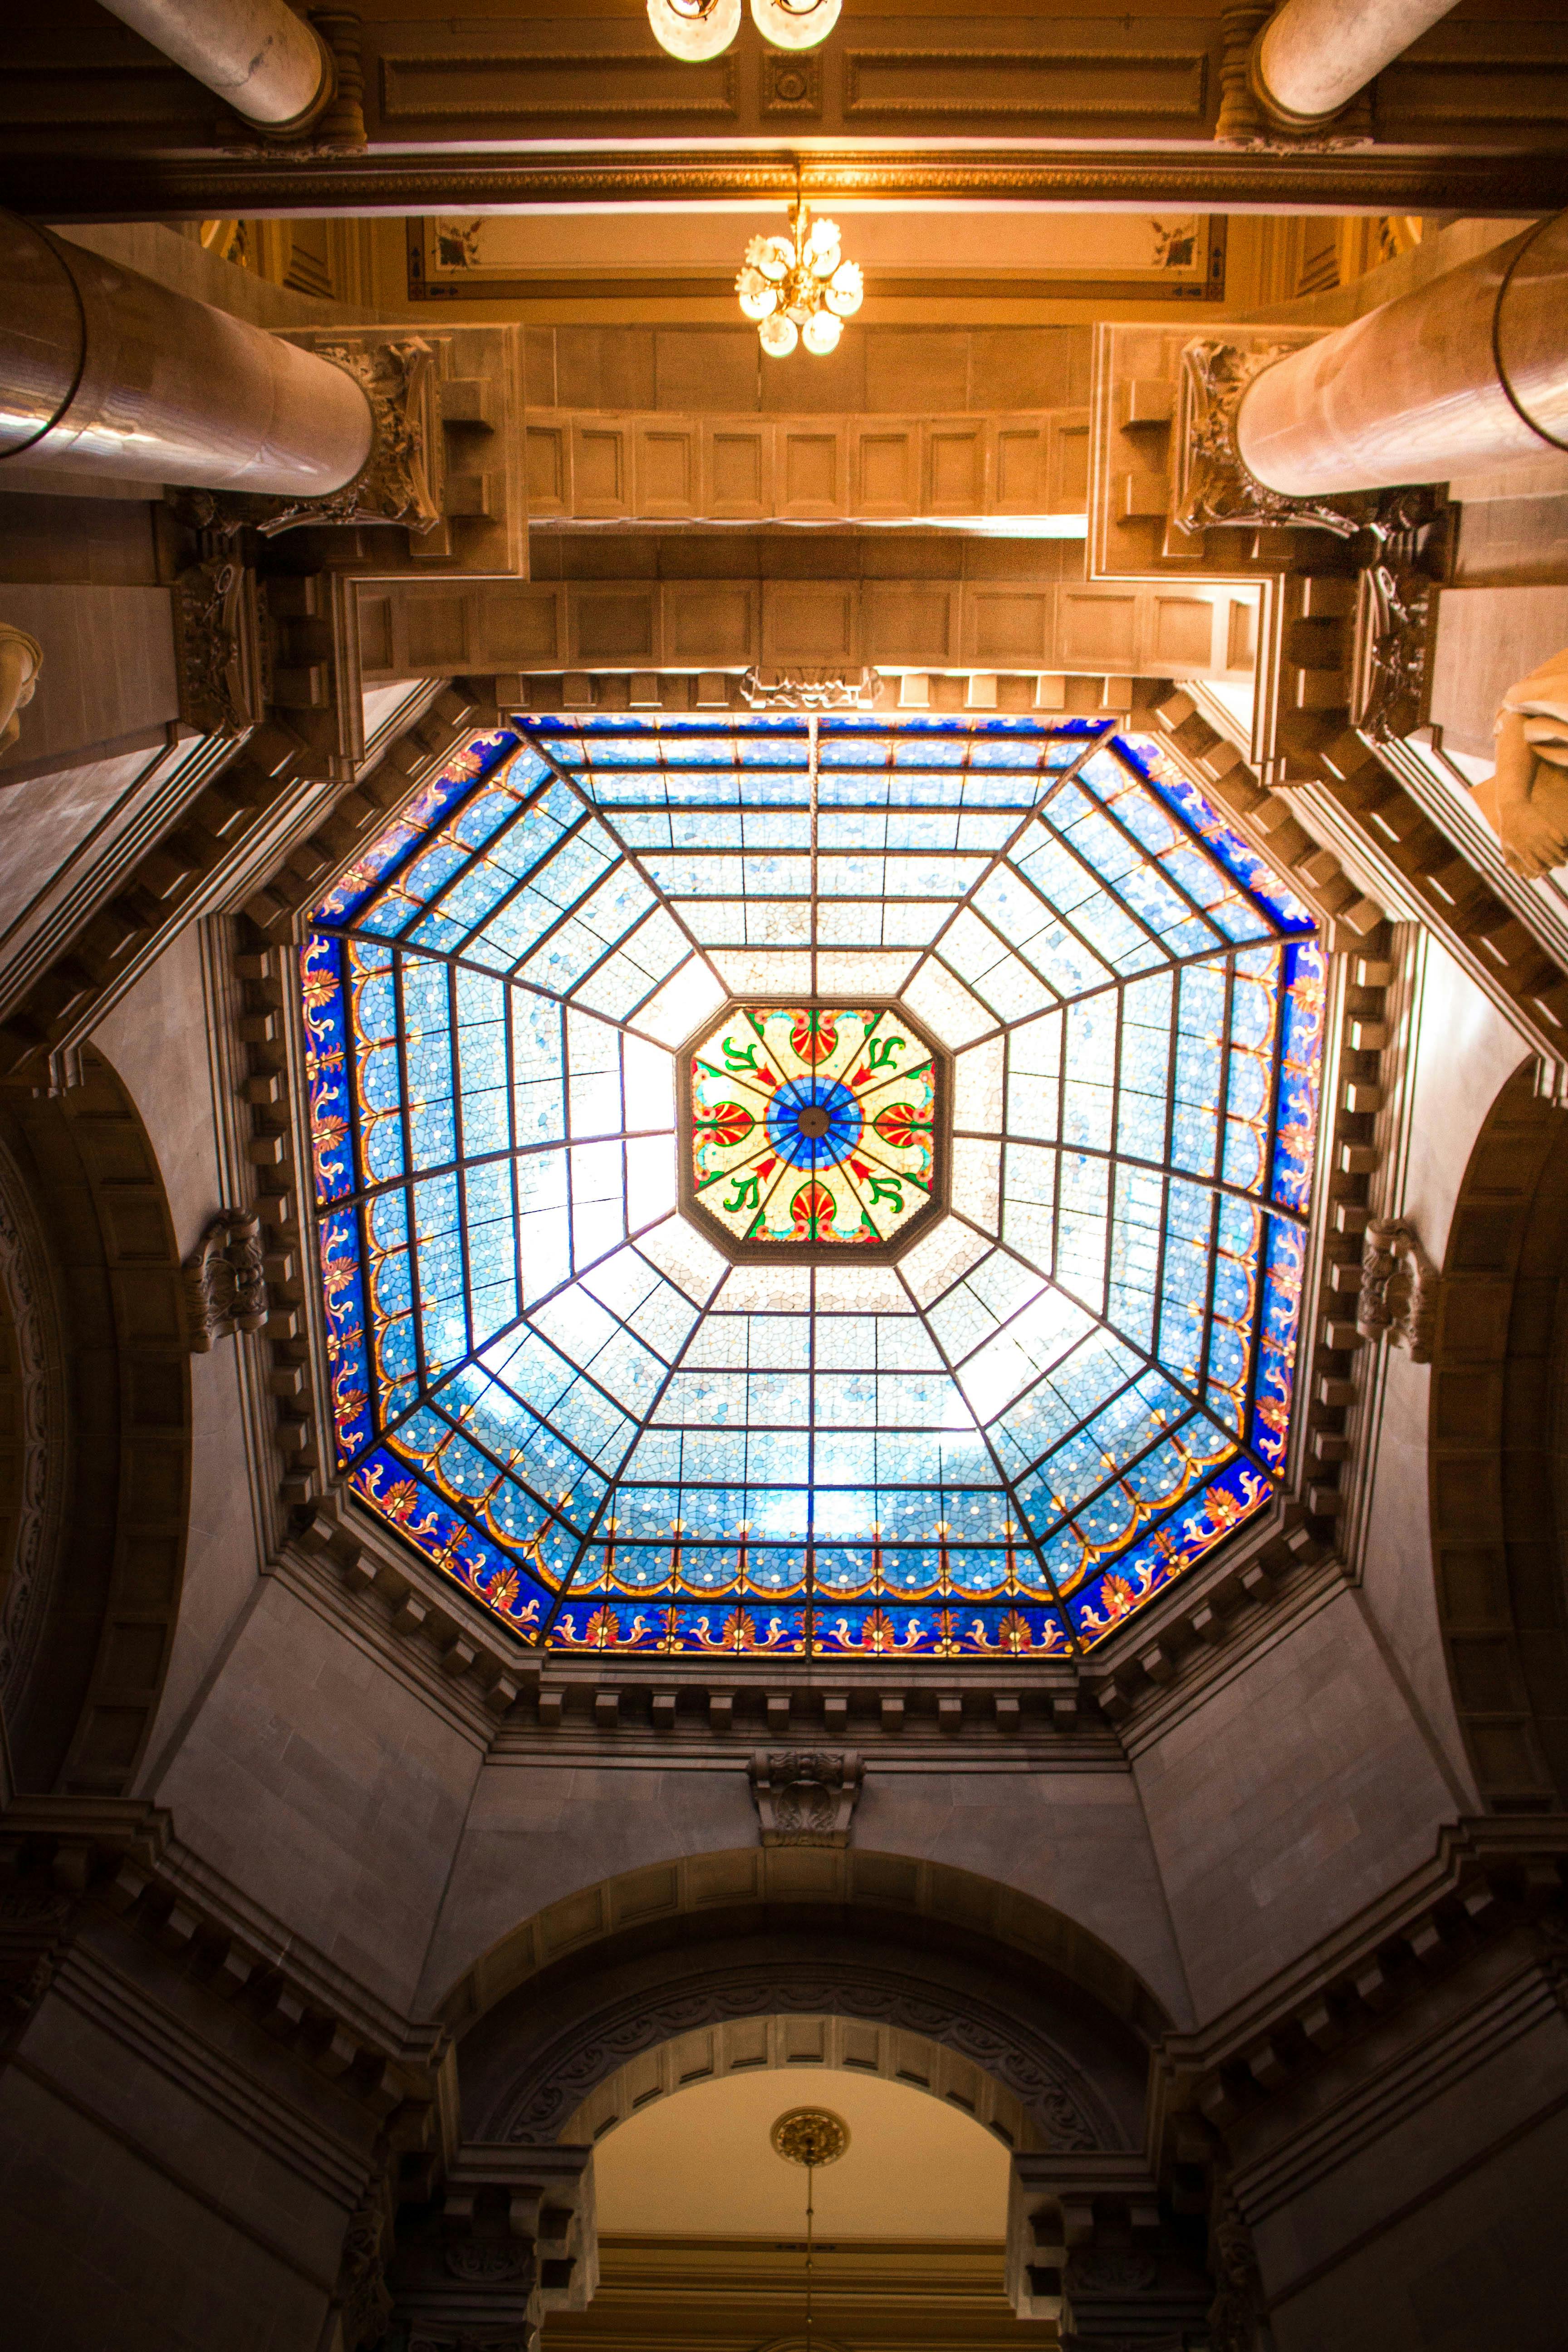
(301, 712), (1323, 1656)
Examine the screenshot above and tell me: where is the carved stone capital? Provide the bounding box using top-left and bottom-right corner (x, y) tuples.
(336, 2194), (395, 2352)
(1357, 1215), (1438, 1363)
(1007, 2157), (1214, 2344)
(748, 1749), (863, 1847)
(1170, 339), (1367, 545)
(178, 337), (443, 544)
(183, 1211), (268, 1352)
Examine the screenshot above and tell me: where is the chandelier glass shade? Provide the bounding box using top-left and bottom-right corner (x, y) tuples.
(736, 202), (863, 358)
(647, 0), (836, 58)
(645, 0), (742, 62)
(750, 0), (841, 48)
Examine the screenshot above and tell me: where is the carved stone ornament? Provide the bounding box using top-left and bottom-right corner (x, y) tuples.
(1356, 1215), (1438, 1364)
(1205, 2182), (1275, 2352)
(1349, 493), (1449, 743)
(740, 666), (881, 712)
(176, 338), (443, 544)
(337, 2198), (395, 2352)
(496, 1959), (1114, 2153)
(445, 2242), (532, 2284)
(173, 556), (267, 736)
(748, 1749), (863, 1847)
(1170, 340), (1366, 545)
(183, 1210), (268, 1352)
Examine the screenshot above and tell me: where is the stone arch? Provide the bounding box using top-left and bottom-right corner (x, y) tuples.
(1430, 1056), (1568, 1810)
(447, 1848), (1168, 2162)
(0, 1043), (190, 1795)
(558, 2011), (1040, 2156)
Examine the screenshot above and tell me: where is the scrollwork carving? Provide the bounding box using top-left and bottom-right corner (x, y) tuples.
(1169, 340), (1361, 544)
(749, 1749), (863, 1847)
(173, 556), (267, 737)
(338, 2197), (394, 2352)
(495, 1962), (1113, 2153)
(183, 1210), (268, 1352)
(740, 667), (880, 712)
(1356, 1215), (1438, 1363)
(1206, 2182), (1274, 2352)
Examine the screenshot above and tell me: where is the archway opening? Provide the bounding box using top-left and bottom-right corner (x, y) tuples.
(545, 2063), (1032, 2352)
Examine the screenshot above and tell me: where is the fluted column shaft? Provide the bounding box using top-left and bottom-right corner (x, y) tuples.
(1235, 215), (1568, 498)
(1249, 0), (1460, 127)
(96, 0), (332, 131)
(0, 216), (373, 498)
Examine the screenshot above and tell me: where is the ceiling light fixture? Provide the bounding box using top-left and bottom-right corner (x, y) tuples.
(736, 197), (863, 358)
(647, 0), (838, 57)
(771, 2107), (850, 2352)
(750, 0), (841, 49)
(646, 0), (742, 63)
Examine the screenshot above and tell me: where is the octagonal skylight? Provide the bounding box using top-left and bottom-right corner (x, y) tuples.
(301, 713), (1323, 1656)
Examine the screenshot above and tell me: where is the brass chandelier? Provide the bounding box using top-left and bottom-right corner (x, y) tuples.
(647, 0), (840, 62)
(736, 198), (863, 358)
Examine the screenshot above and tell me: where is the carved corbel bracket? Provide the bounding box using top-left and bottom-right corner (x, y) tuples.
(1356, 1215), (1438, 1363)
(173, 556), (268, 737)
(748, 1749), (863, 1847)
(183, 1210), (268, 1352)
(387, 2144), (596, 2352)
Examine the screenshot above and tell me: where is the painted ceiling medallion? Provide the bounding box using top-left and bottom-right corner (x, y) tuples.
(685, 1004), (941, 1254)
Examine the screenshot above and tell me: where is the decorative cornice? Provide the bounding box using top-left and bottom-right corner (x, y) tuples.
(10, 146), (1568, 222)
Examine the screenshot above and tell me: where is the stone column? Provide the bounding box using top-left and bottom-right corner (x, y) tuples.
(1249, 0), (1460, 128)
(1235, 214), (1568, 497)
(95, 0), (333, 132)
(0, 213), (373, 497)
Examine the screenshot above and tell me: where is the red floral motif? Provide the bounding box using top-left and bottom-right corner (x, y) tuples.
(872, 1102), (928, 1150)
(696, 1101), (754, 1149)
(790, 1009), (838, 1064)
(790, 1181), (836, 1240)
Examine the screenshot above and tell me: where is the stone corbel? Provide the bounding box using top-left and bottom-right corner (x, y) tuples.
(386, 2144), (596, 2352)
(1356, 1215), (1438, 1363)
(1006, 2157), (1214, 2342)
(748, 1749), (863, 1847)
(183, 1210), (268, 1351)
(0, 623), (44, 760)
(173, 555), (267, 737)
(1205, 2180), (1275, 2352)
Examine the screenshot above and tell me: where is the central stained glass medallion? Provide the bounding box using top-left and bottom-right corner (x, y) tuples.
(685, 1003), (943, 1254)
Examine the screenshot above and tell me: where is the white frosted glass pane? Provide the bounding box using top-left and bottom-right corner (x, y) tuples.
(715, 1263), (813, 1311)
(898, 1215), (991, 1308)
(631, 956), (726, 1046)
(626, 1132), (676, 1225)
(815, 951), (919, 994)
(953, 1037), (1004, 1135)
(814, 1264), (913, 1313)
(640, 1213), (726, 1302)
(901, 959), (993, 1049)
(622, 1034), (675, 1132)
(951, 1136), (1001, 1234)
(710, 949), (813, 993)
